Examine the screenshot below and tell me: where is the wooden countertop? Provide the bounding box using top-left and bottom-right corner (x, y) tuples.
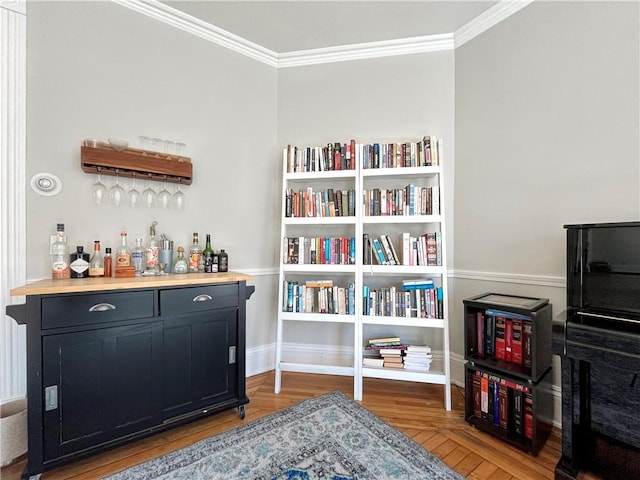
(10, 271), (254, 296)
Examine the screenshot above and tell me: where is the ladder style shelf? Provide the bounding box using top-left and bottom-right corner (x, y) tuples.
(274, 138), (451, 409)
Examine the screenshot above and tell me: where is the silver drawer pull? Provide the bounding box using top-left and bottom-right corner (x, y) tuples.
(89, 303), (117, 312)
(193, 294), (213, 302)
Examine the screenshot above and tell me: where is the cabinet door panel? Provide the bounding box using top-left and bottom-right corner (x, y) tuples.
(43, 323), (162, 461)
(162, 309), (237, 419)
(163, 323), (194, 412)
(197, 309), (237, 403)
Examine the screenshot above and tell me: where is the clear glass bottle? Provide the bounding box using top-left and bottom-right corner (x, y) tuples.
(51, 223), (70, 279)
(188, 232), (202, 273)
(70, 246), (90, 278)
(104, 247), (113, 277)
(145, 221), (159, 274)
(89, 241), (104, 277)
(203, 234), (215, 273)
(131, 238), (145, 275)
(116, 231), (131, 267)
(173, 246), (189, 274)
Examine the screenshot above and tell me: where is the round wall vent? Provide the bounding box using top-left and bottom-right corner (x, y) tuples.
(30, 173), (62, 196)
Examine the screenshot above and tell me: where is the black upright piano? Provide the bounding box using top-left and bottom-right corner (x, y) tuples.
(553, 222), (640, 479)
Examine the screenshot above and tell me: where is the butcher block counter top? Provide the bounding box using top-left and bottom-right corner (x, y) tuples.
(10, 271), (253, 296)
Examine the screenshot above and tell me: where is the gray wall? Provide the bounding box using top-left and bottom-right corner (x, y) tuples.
(452, 0), (639, 385)
(277, 52), (455, 347)
(26, 1), (280, 349)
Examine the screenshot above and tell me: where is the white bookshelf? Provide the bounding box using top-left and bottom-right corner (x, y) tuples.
(274, 139), (451, 410)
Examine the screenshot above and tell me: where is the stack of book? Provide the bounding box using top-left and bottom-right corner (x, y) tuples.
(403, 345), (432, 372)
(363, 337), (406, 368)
(380, 348), (404, 369)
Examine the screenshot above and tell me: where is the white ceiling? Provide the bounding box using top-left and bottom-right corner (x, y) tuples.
(162, 1), (499, 53)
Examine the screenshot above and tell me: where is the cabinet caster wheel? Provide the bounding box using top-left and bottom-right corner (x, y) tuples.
(238, 405), (246, 419)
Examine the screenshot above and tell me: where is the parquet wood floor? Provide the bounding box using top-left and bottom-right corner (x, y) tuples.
(1, 371), (604, 480)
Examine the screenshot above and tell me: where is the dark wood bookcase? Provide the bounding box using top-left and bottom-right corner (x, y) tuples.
(463, 292), (553, 454)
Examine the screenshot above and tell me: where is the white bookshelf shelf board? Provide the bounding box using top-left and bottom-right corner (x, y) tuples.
(361, 366), (447, 384)
(286, 170), (356, 181)
(362, 265), (445, 275)
(281, 312), (355, 324)
(362, 315), (445, 329)
(284, 216), (356, 226)
(362, 166), (440, 178)
(282, 264), (356, 274)
(362, 214), (442, 225)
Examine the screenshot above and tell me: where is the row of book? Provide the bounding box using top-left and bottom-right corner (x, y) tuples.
(363, 282), (444, 319)
(283, 237), (356, 265)
(361, 137), (440, 169)
(363, 185), (439, 217)
(282, 280), (355, 315)
(285, 136), (440, 173)
(286, 141), (356, 173)
(470, 369), (534, 439)
(475, 309), (533, 369)
(364, 232), (442, 267)
(285, 188), (356, 218)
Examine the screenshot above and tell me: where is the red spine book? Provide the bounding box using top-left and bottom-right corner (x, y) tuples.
(472, 371), (482, 418)
(524, 393), (534, 439)
(511, 319), (523, 365)
(505, 318), (513, 362)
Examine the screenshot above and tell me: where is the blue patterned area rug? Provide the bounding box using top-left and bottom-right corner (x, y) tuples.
(104, 391), (465, 480)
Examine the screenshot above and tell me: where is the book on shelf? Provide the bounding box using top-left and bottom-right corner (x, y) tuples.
(511, 319), (523, 365)
(362, 357), (384, 368)
(471, 369), (533, 439)
(286, 141), (357, 173)
(494, 316), (506, 360)
(368, 336), (401, 345)
(523, 323), (533, 369)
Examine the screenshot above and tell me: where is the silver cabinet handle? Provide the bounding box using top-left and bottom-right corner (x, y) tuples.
(193, 294), (213, 302)
(45, 385), (58, 411)
(89, 303), (116, 312)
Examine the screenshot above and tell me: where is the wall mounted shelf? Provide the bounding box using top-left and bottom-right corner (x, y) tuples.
(81, 144), (193, 185)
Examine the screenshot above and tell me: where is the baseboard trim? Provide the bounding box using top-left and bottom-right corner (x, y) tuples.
(247, 343), (562, 428)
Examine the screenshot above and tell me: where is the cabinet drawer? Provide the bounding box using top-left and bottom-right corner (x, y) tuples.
(42, 291), (155, 329)
(160, 284), (238, 315)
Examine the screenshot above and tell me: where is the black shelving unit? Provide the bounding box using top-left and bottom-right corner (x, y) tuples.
(463, 292), (553, 454)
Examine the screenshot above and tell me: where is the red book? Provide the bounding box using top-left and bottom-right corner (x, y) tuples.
(524, 393), (534, 439)
(511, 319), (523, 365)
(494, 316), (506, 360)
(505, 318), (513, 362)
(481, 373), (489, 420)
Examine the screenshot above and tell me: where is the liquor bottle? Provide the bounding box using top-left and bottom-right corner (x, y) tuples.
(188, 232), (202, 273)
(173, 246), (189, 274)
(89, 240), (104, 277)
(70, 245), (90, 278)
(203, 234), (215, 273)
(116, 231), (131, 267)
(104, 247), (113, 277)
(145, 221), (159, 274)
(131, 238), (145, 275)
(218, 249), (229, 272)
(51, 223), (70, 279)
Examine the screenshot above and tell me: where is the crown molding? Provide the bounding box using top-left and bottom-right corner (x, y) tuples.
(110, 0), (279, 67)
(454, 0), (535, 48)
(278, 33), (454, 68)
(111, 0), (532, 68)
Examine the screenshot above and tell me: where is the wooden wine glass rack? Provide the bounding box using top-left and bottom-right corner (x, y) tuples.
(81, 144), (193, 185)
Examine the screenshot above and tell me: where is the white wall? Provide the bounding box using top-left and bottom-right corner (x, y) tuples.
(277, 52), (455, 348)
(25, 1), (281, 352)
(452, 1), (639, 392)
